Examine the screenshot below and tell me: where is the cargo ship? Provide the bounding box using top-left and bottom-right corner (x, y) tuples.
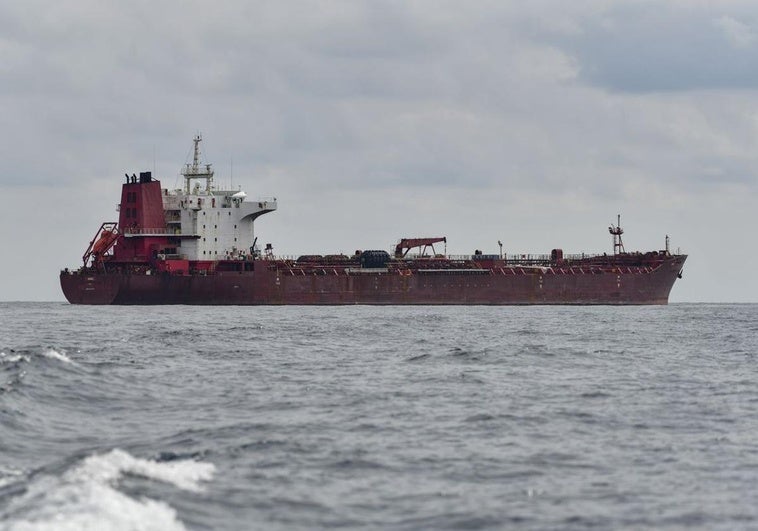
(60, 136), (686, 305)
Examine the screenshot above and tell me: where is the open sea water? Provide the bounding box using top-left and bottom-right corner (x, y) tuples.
(1, 302), (757, 530)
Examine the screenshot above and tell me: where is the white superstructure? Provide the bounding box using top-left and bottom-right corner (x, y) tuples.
(161, 135), (276, 261)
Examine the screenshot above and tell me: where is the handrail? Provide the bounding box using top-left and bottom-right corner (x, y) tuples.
(222, 251), (680, 263)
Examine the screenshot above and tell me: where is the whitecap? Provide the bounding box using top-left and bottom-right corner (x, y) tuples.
(0, 351), (29, 364)
(0, 466), (24, 489)
(71, 449), (215, 493)
(40, 348), (74, 364)
(2, 449), (215, 531)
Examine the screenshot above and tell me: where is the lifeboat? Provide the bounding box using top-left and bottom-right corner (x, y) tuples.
(92, 229), (119, 256)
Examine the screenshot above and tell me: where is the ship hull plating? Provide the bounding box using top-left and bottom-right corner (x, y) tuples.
(60, 255), (686, 305)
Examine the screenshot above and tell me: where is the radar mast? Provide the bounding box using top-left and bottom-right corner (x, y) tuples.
(608, 214), (625, 255)
(182, 134), (214, 193)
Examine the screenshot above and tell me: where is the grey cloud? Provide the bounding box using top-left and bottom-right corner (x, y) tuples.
(550, 4), (758, 92)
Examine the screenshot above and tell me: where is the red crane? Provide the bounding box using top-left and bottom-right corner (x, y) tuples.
(394, 237), (447, 258)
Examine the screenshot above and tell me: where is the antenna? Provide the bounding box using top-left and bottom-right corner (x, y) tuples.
(182, 134), (214, 194)
(608, 214), (625, 255)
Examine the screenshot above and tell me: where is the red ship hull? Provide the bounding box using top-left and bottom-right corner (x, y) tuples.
(61, 255), (686, 305)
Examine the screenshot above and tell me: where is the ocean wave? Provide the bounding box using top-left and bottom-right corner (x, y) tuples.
(1, 350), (28, 394)
(0, 347), (74, 366)
(1, 449), (215, 531)
(0, 350), (30, 365)
(0, 466), (24, 489)
(40, 348), (74, 365)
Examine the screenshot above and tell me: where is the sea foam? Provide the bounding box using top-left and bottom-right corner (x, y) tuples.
(2, 449), (215, 531)
(40, 348), (73, 364)
(0, 351), (29, 364)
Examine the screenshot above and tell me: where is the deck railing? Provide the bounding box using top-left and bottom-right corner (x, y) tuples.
(261, 252), (606, 263)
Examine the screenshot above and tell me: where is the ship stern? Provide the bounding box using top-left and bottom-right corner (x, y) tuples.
(60, 270), (120, 304)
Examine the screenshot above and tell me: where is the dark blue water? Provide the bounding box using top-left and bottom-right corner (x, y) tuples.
(1, 303), (757, 530)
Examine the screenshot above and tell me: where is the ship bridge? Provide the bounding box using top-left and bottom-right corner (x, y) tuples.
(161, 135), (277, 261)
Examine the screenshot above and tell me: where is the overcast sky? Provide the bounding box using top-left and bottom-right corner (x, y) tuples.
(2, 0), (757, 302)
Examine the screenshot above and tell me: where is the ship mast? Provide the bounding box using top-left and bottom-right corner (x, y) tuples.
(182, 134), (214, 193)
(608, 214), (625, 255)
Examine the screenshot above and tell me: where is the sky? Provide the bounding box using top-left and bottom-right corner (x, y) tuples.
(2, 0), (757, 302)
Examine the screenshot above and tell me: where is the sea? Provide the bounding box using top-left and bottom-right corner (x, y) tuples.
(1, 302), (757, 530)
